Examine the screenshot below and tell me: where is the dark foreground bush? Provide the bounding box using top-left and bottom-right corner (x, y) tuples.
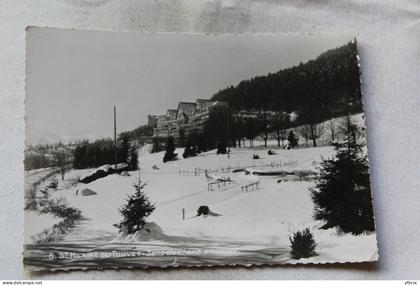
(33, 198), (82, 243)
(289, 228), (317, 259)
(197, 205), (210, 216)
(216, 142), (227, 155)
(183, 146), (198, 158)
(80, 165), (129, 184)
(48, 175), (59, 189)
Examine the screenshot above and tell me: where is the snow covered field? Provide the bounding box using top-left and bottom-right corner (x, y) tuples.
(24, 137), (377, 270)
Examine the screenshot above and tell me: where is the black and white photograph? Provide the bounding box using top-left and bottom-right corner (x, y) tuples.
(23, 27), (377, 272)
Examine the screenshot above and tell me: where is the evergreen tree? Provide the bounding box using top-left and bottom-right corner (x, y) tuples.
(210, 41), (362, 121)
(120, 135), (130, 163)
(178, 128), (186, 147)
(288, 131), (298, 148)
(310, 119), (374, 235)
(163, 136), (178, 163)
(114, 181), (155, 234)
(128, 145), (138, 170)
(217, 140), (227, 154)
(151, 137), (162, 153)
(197, 133), (208, 152)
(289, 228), (317, 259)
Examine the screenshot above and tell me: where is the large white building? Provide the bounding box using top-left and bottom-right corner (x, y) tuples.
(150, 99), (228, 139)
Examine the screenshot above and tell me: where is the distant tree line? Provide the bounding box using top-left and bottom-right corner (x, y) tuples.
(24, 153), (55, 170)
(119, 125), (153, 142)
(73, 136), (138, 170)
(24, 143), (72, 172)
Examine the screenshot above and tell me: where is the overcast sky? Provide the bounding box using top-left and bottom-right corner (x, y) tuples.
(25, 28), (355, 146)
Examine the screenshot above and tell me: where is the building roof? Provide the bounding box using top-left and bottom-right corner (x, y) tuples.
(177, 102), (196, 119)
(196, 99), (210, 103)
(166, 109), (178, 118)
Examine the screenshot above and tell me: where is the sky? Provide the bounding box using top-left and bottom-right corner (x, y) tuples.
(25, 28), (355, 146)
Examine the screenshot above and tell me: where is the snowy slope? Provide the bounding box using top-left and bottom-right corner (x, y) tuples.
(31, 138), (377, 264)
(24, 112), (376, 265)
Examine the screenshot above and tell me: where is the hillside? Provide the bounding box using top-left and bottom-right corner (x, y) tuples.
(211, 40), (362, 123)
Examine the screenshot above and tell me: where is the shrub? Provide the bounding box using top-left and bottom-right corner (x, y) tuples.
(33, 198), (82, 243)
(253, 154), (260, 159)
(183, 145), (198, 158)
(197, 205), (210, 216)
(289, 228), (317, 259)
(48, 175), (59, 189)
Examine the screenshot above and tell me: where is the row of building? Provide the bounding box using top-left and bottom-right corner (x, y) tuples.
(147, 99), (299, 141)
(147, 99), (228, 139)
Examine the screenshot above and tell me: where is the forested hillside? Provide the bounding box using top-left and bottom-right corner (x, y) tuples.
(211, 40), (362, 124)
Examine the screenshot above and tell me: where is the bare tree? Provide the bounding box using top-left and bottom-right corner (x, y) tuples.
(259, 111), (270, 148)
(328, 118), (338, 145)
(299, 122), (325, 147)
(270, 112), (289, 148)
(54, 151), (69, 180)
(338, 114), (363, 148)
(298, 125), (311, 147)
(309, 122), (325, 147)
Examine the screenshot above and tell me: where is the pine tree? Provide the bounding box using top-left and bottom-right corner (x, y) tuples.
(120, 135), (130, 163)
(114, 181), (155, 234)
(288, 131), (298, 148)
(151, 137), (162, 153)
(217, 140), (227, 154)
(289, 228), (317, 259)
(128, 145), (138, 170)
(163, 136), (178, 163)
(178, 128), (186, 147)
(310, 118), (375, 235)
(197, 133), (208, 152)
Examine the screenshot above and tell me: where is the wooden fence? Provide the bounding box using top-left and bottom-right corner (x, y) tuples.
(241, 181), (260, 193)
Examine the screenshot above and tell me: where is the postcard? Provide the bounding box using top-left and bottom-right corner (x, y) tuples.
(24, 28), (377, 272)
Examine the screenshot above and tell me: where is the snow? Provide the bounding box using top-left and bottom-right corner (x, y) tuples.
(24, 113), (377, 264)
(112, 222), (166, 242)
(24, 210), (60, 244)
